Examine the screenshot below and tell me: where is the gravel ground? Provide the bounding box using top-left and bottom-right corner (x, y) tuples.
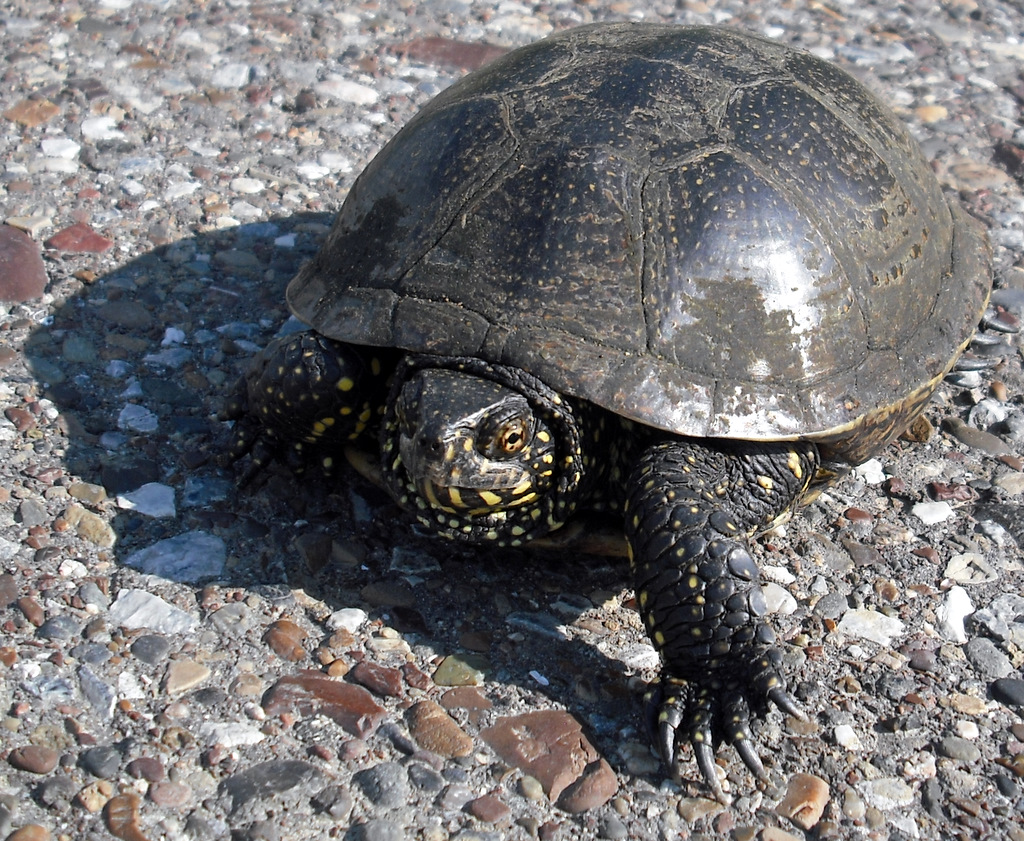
(2, 1), (1024, 840)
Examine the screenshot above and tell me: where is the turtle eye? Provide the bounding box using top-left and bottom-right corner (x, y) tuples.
(498, 417), (529, 454)
(480, 412), (533, 459)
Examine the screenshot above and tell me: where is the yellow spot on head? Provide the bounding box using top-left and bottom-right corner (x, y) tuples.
(757, 475), (773, 491)
(337, 377), (355, 392)
(478, 490), (503, 507)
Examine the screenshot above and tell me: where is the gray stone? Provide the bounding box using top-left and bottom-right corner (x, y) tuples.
(80, 745), (121, 778)
(964, 636), (1013, 679)
(36, 615), (81, 641)
(218, 760), (323, 815)
(354, 762), (410, 810)
(123, 531), (226, 583)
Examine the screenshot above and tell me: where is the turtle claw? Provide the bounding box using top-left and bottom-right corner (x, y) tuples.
(644, 650), (800, 802)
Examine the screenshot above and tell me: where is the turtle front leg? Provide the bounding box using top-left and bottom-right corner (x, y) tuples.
(624, 438), (818, 801)
(220, 332), (394, 483)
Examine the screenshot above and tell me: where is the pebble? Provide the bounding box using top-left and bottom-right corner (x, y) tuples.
(466, 795), (511, 823)
(835, 608), (905, 647)
(937, 586), (974, 642)
(164, 660), (211, 694)
(123, 531), (226, 583)
(964, 636), (1013, 678)
(991, 678), (1024, 707)
(6, 827), (51, 841)
(261, 672), (386, 738)
(43, 222), (113, 253)
(350, 661), (404, 697)
(149, 781), (191, 808)
(218, 760), (324, 815)
(127, 756), (165, 782)
(937, 736), (982, 762)
(407, 700), (474, 757)
(36, 615), (80, 640)
(433, 653), (489, 686)
(0, 226), (47, 302)
(64, 504), (117, 548)
(480, 711), (617, 812)
(357, 819), (406, 841)
(263, 619), (308, 662)
(775, 773), (830, 829)
(8, 745), (59, 775)
(131, 634), (172, 665)
(109, 589), (198, 634)
(354, 762), (410, 810)
(117, 483), (176, 518)
(117, 404), (159, 433)
(910, 501), (954, 525)
(310, 785), (353, 821)
(81, 745), (121, 779)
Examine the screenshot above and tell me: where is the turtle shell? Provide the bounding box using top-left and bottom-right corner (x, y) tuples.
(287, 23), (990, 463)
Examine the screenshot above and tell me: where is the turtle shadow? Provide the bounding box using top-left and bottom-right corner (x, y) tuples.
(27, 217), (650, 775)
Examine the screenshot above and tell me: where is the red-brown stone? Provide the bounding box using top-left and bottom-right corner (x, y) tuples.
(0, 226), (47, 302)
(480, 710), (617, 811)
(44, 222), (113, 254)
(349, 660), (404, 697)
(261, 671), (385, 738)
(394, 37), (508, 71)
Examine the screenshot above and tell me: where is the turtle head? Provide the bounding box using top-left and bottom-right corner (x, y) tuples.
(381, 358), (587, 545)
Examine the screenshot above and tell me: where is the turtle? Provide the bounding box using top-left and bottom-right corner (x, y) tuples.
(222, 23), (992, 800)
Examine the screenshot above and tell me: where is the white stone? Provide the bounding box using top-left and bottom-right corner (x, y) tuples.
(58, 559), (89, 578)
(41, 137), (81, 159)
(315, 76), (378, 104)
(763, 582), (797, 615)
(294, 161), (330, 180)
(858, 778), (915, 810)
(955, 720), (980, 739)
(761, 564), (796, 585)
(944, 552), (998, 584)
(937, 586), (974, 643)
(230, 177), (264, 194)
(327, 607), (368, 633)
(211, 62), (252, 89)
(121, 179), (146, 197)
(834, 724), (863, 750)
(109, 589), (198, 634)
(229, 200), (262, 219)
(911, 501), (953, 525)
(117, 483), (176, 518)
(198, 722), (265, 747)
(81, 116), (124, 141)
(835, 608), (905, 647)
(851, 459), (886, 485)
(118, 403), (158, 433)
(162, 327), (186, 346)
(164, 181), (200, 200)
(317, 151), (352, 172)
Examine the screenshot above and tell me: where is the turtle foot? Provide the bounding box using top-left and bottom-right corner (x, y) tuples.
(646, 647), (804, 803)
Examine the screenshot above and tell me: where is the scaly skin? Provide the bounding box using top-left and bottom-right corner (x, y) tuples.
(625, 438), (818, 801)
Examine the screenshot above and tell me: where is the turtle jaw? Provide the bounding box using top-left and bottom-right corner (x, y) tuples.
(398, 428), (544, 515)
